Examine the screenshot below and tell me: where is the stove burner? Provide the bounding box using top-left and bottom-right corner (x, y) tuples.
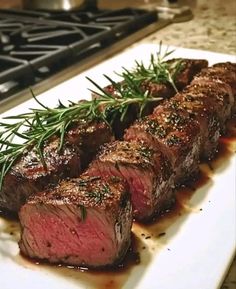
(0, 8), (157, 102)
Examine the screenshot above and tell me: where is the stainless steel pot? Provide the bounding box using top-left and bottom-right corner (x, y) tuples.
(22, 0), (97, 11)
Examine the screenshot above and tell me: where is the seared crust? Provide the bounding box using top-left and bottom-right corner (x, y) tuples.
(168, 58), (208, 90)
(125, 103), (201, 184)
(12, 139), (80, 181)
(93, 140), (172, 181)
(28, 175), (129, 211)
(0, 139), (81, 212)
(194, 64), (236, 96)
(66, 120), (114, 167)
(169, 92), (220, 159)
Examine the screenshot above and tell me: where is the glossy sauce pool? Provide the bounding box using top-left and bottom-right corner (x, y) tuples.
(0, 118), (235, 289)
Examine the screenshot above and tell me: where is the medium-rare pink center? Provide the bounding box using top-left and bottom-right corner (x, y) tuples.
(22, 204), (117, 266)
(123, 167), (153, 217)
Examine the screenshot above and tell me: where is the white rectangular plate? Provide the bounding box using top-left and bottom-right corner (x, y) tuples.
(0, 43), (235, 289)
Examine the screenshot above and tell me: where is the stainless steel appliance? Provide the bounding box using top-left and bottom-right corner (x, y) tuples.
(22, 0), (97, 11)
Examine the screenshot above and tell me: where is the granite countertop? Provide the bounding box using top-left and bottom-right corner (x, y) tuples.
(0, 0), (235, 288)
(141, 0), (236, 55)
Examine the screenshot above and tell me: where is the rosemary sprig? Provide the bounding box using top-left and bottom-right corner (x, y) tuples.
(119, 42), (183, 93)
(0, 44), (181, 190)
(0, 91), (162, 189)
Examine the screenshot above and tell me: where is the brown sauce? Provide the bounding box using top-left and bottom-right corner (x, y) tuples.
(134, 169), (211, 251)
(0, 118), (236, 289)
(16, 234), (143, 289)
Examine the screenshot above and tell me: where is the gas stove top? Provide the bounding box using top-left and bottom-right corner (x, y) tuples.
(0, 7), (166, 108)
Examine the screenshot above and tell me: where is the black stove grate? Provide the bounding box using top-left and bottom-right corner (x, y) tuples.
(0, 8), (158, 102)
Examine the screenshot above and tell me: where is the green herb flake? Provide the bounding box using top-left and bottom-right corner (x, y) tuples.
(102, 183), (111, 195)
(79, 205), (87, 221)
(165, 112), (186, 126)
(139, 146), (153, 159)
(110, 176), (121, 183)
(147, 120), (167, 138)
(114, 162), (120, 171)
(166, 135), (182, 146)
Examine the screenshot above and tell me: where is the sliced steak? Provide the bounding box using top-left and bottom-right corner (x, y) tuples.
(19, 175), (132, 268)
(124, 105), (201, 185)
(0, 121), (113, 213)
(87, 141), (174, 222)
(0, 139), (81, 213)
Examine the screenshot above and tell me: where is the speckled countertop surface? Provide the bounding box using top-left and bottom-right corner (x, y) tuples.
(142, 0), (236, 55)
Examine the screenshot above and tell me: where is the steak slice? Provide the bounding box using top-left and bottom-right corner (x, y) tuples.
(66, 120), (114, 168)
(19, 175), (132, 268)
(191, 77), (235, 116)
(0, 121), (113, 213)
(194, 64), (236, 102)
(213, 62), (236, 71)
(187, 81), (234, 129)
(167, 58), (208, 90)
(87, 141), (174, 222)
(124, 105), (201, 185)
(170, 92), (220, 160)
(0, 139), (81, 213)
